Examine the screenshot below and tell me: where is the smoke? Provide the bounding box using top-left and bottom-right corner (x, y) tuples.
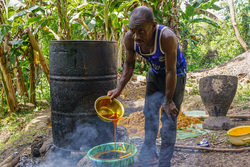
(36, 120), (130, 167)
(36, 148), (85, 167)
(36, 121), (99, 167)
(65, 122), (99, 151)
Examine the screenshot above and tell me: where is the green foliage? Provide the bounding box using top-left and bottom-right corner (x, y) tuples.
(183, 0), (248, 72)
(190, 18), (220, 28)
(234, 85), (250, 103)
(0, 0), (248, 116)
(134, 61), (150, 76)
(0, 24), (12, 43)
(185, 79), (199, 95)
(186, 19), (244, 71)
(36, 73), (50, 103)
(8, 6), (45, 22)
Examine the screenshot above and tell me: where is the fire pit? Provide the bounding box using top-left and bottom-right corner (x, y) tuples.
(199, 75), (238, 130)
(87, 142), (137, 167)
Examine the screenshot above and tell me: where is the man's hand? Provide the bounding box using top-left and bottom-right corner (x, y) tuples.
(107, 88), (122, 100)
(161, 100), (178, 123)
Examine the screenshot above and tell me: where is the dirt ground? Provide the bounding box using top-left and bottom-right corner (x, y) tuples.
(0, 51), (249, 166)
(122, 51), (250, 167)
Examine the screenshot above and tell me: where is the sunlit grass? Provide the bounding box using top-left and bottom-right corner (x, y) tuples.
(234, 84), (250, 102)
(0, 102), (50, 152)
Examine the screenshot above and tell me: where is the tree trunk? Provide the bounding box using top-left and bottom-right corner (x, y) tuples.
(103, 0), (109, 40)
(165, 0), (181, 42)
(0, 48), (18, 112)
(228, 0), (248, 51)
(117, 25), (126, 68)
(14, 55), (28, 98)
(26, 27), (50, 82)
(56, 0), (71, 40)
(29, 48), (36, 105)
(0, 5), (18, 112)
(182, 40), (188, 56)
(0, 1), (5, 24)
(1, 85), (3, 113)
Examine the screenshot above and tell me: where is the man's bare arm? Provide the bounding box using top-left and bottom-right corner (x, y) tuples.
(161, 28), (177, 102)
(108, 31), (136, 99)
(160, 28), (178, 119)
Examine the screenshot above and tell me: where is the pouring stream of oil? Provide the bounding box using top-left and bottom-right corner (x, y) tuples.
(96, 104), (123, 159)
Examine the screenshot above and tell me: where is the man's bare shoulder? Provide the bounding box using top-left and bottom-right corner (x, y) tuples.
(161, 27), (176, 40)
(161, 26), (177, 52)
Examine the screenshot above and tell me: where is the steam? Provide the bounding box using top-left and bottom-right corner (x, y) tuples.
(37, 122), (99, 167)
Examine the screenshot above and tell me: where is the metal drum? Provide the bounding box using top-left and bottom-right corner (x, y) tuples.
(49, 40), (118, 150)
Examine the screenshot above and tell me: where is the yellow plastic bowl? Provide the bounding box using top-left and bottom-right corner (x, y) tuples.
(94, 96), (124, 122)
(227, 126), (250, 145)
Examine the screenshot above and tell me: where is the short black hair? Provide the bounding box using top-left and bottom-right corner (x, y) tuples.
(129, 6), (155, 29)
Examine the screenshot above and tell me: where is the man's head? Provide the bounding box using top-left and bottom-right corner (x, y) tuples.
(129, 6), (156, 47)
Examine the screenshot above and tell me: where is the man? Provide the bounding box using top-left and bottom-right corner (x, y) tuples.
(107, 6), (186, 167)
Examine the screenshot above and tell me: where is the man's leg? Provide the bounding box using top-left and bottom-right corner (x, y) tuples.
(139, 70), (163, 163)
(159, 74), (186, 167)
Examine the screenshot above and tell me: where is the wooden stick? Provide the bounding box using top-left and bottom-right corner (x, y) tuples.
(187, 115), (250, 119)
(0, 152), (19, 167)
(175, 145), (250, 152)
(227, 115), (250, 119)
(119, 152), (132, 159)
(156, 143), (250, 152)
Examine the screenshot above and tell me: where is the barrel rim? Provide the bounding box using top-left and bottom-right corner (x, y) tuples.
(49, 40), (117, 44)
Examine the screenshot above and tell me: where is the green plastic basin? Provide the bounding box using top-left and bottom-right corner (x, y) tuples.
(87, 142), (137, 167)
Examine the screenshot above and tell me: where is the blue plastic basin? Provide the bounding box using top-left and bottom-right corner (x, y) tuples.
(87, 142), (137, 167)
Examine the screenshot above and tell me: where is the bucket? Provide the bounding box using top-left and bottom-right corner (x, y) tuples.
(227, 126), (250, 145)
(87, 142), (137, 167)
(94, 96), (124, 122)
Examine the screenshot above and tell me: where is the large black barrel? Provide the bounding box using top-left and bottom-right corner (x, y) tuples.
(49, 41), (118, 151)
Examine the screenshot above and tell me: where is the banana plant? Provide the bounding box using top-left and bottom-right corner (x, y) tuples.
(178, 0), (221, 56)
(0, 0), (52, 111)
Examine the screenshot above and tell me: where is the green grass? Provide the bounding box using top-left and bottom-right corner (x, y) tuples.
(232, 84), (250, 109)
(233, 84), (250, 106)
(234, 84), (250, 103)
(185, 79), (200, 95)
(0, 102), (49, 152)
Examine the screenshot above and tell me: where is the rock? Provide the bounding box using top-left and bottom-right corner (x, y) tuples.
(36, 100), (49, 105)
(15, 154), (36, 167)
(39, 137), (53, 157)
(25, 103), (36, 108)
(76, 155), (93, 167)
(31, 134), (48, 157)
(132, 75), (146, 83)
(203, 116), (234, 130)
(185, 86), (194, 95)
